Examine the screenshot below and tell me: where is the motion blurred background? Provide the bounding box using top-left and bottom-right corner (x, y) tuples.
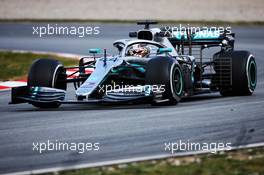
(0, 0), (263, 22)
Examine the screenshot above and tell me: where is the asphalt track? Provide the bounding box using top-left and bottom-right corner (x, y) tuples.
(0, 23), (264, 174)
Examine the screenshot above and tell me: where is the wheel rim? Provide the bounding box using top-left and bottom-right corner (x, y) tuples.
(172, 67), (183, 96)
(248, 59), (257, 88)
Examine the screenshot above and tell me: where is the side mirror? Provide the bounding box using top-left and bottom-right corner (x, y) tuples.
(89, 48), (101, 54)
(158, 48), (172, 54)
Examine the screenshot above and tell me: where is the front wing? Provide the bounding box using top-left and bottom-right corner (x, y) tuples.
(9, 86), (154, 106)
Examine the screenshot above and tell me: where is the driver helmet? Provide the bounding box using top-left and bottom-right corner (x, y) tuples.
(128, 44), (150, 57)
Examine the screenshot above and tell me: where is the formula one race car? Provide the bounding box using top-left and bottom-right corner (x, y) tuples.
(10, 21), (257, 108)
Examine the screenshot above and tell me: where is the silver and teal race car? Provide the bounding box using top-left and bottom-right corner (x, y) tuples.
(10, 21), (257, 108)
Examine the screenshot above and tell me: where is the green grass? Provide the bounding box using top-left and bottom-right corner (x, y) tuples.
(0, 51), (78, 81)
(47, 147), (264, 175)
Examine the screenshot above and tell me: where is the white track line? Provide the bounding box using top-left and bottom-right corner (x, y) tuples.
(0, 81), (27, 87)
(3, 142), (264, 175)
(0, 49), (84, 59)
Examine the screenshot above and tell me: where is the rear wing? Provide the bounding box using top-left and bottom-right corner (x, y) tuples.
(160, 28), (235, 48)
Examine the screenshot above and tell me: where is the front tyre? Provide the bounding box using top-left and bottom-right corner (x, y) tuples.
(27, 59), (67, 108)
(145, 57), (184, 105)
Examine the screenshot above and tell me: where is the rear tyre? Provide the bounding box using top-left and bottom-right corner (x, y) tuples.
(215, 51), (257, 96)
(145, 57), (184, 105)
(27, 59), (67, 108)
